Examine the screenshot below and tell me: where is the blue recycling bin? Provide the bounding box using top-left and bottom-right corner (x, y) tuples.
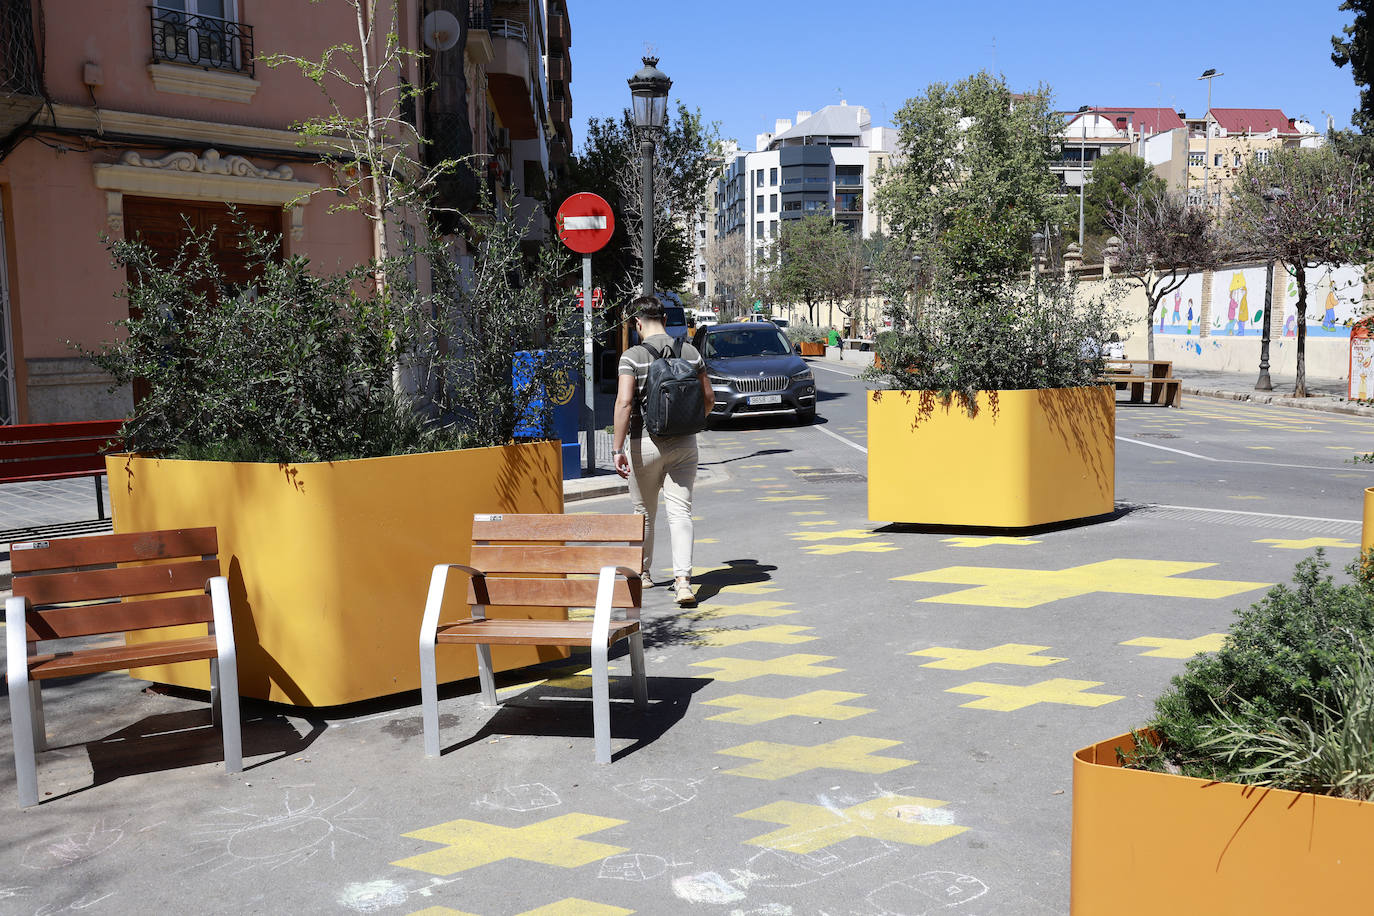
(514, 350), (583, 479)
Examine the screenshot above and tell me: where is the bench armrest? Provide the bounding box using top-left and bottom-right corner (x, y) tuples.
(592, 565), (640, 645)
(205, 576), (236, 659)
(5, 595), (29, 684)
(419, 563), (487, 647)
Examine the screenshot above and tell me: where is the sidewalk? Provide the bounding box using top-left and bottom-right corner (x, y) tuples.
(809, 350), (1374, 418)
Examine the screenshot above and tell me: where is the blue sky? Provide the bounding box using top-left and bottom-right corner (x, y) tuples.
(567, 0), (1363, 151)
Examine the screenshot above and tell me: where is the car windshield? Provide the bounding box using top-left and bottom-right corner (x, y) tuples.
(703, 326), (793, 358)
(664, 306), (686, 327)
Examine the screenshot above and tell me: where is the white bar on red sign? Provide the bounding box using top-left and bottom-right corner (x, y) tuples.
(562, 216), (607, 230)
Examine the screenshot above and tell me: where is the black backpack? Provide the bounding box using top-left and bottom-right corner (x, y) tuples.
(641, 338), (707, 437)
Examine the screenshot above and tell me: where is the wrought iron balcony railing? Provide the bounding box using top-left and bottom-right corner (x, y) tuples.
(149, 6), (254, 76)
(467, 0), (492, 31)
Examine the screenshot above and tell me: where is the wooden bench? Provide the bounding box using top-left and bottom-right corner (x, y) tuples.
(1102, 359), (1183, 408)
(0, 420), (124, 524)
(5, 527), (241, 807)
(419, 513), (647, 764)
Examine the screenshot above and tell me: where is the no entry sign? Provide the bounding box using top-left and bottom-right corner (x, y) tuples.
(556, 193), (615, 254)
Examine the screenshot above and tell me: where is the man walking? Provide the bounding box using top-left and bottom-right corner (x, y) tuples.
(612, 295), (714, 606)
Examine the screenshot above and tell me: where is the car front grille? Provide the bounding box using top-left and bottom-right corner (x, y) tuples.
(730, 375), (789, 394)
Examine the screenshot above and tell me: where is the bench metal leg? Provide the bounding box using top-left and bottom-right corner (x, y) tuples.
(216, 654), (242, 773)
(590, 641), (612, 764)
(420, 636), (441, 758)
(94, 475), (106, 521)
(29, 681), (46, 752)
(474, 645), (499, 707)
(629, 634), (648, 710)
(7, 597), (39, 807)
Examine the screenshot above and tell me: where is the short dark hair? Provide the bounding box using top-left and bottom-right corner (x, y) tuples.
(632, 295), (665, 320)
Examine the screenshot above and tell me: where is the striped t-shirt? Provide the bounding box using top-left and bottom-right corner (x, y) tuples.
(618, 334), (705, 435)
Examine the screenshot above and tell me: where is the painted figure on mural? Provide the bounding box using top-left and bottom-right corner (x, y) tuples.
(1226, 272), (1248, 336)
(1186, 299), (1194, 335)
(1172, 292), (1181, 326)
(1322, 288), (1339, 331)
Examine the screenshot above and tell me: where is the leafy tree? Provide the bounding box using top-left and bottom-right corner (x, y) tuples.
(1229, 147), (1374, 397)
(770, 214), (852, 325)
(1107, 190), (1224, 361)
(1333, 0), (1373, 135)
(563, 104), (720, 300)
(1082, 152), (1165, 243)
(874, 70), (1063, 296)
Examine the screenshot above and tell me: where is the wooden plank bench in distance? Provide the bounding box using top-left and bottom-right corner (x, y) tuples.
(0, 420), (124, 523)
(419, 513), (647, 764)
(1102, 359), (1183, 407)
(5, 527), (242, 808)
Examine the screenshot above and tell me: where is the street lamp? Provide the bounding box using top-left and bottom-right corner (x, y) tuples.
(860, 264), (872, 337)
(1198, 69), (1223, 210)
(628, 56), (672, 297)
(1255, 185), (1285, 391)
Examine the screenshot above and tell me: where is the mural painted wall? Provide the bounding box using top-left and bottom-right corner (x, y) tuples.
(1283, 264), (1365, 339)
(1157, 273), (1206, 336)
(1207, 266), (1270, 338)
(1352, 329), (1373, 401)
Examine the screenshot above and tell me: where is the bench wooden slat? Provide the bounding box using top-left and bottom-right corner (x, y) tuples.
(0, 420), (123, 444)
(11, 527), (218, 574)
(0, 436), (122, 462)
(28, 635), (220, 680)
(468, 576), (640, 608)
(472, 513), (645, 543)
(436, 618), (640, 647)
(468, 545), (643, 575)
(0, 455), (113, 482)
(14, 558), (221, 606)
(26, 593), (214, 641)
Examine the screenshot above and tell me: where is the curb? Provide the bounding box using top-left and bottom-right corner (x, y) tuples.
(1184, 386), (1374, 418)
(563, 464), (728, 504)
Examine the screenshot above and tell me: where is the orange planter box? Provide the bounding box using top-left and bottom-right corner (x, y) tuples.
(1072, 732), (1374, 913)
(798, 341), (825, 356)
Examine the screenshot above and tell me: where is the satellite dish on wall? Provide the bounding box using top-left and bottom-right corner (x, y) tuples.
(422, 10), (461, 52)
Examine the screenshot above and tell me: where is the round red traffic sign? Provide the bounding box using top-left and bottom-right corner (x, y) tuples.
(556, 192), (615, 254)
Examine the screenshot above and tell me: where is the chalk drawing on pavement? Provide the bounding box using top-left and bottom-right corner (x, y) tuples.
(22, 821), (126, 870)
(179, 788), (372, 874)
(475, 783), (562, 812)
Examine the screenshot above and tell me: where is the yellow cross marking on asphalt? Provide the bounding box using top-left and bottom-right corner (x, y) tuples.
(802, 541), (899, 555)
(738, 795), (966, 852)
(760, 494), (828, 502)
(697, 624), (818, 647)
(499, 665), (604, 692)
(787, 465), (813, 470)
(755, 477), (779, 481)
(789, 528), (879, 542)
(1255, 537), (1359, 550)
(800, 520), (838, 526)
(939, 536), (1041, 547)
(1227, 495), (1266, 501)
(946, 678), (1123, 711)
(703, 690), (875, 724)
(741, 464), (766, 468)
(1326, 446), (1361, 450)
(717, 736), (915, 780)
(689, 654), (843, 682)
(715, 488), (743, 493)
(690, 600), (799, 619)
(695, 537), (719, 544)
(910, 643), (1066, 671)
(407, 907), (480, 916)
(520, 902), (635, 916)
(760, 484), (791, 489)
(392, 814), (627, 875)
(1247, 446), (1274, 450)
(1121, 634), (1227, 658)
(894, 559), (1270, 608)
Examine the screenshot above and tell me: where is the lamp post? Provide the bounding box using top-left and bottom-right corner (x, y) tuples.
(627, 56), (672, 297)
(1198, 68), (1223, 211)
(1256, 186), (1285, 391)
(861, 264), (872, 338)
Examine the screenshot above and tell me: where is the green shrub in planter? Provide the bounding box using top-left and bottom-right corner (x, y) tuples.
(1128, 551), (1374, 793)
(784, 321), (826, 345)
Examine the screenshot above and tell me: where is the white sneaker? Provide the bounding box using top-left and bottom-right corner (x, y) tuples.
(674, 579), (696, 606)
(641, 570), (655, 589)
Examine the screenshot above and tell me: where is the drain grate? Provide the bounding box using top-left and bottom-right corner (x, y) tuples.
(792, 467), (867, 484)
(1131, 504), (1362, 537)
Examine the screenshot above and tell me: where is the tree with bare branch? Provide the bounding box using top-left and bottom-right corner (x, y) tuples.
(1107, 190), (1224, 361)
(1229, 146), (1374, 397)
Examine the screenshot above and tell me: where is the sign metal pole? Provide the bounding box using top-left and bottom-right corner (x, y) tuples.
(582, 255), (595, 474)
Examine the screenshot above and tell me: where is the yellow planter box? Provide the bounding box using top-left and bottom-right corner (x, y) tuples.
(1364, 487), (1373, 560)
(110, 442), (566, 707)
(1072, 732), (1374, 912)
(867, 387), (1115, 527)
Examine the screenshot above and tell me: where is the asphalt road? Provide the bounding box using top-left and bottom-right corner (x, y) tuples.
(1, 365), (1371, 916)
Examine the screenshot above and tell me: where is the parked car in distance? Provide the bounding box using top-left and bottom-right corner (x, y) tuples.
(692, 322), (816, 424)
(771, 317), (789, 330)
(693, 309), (719, 328)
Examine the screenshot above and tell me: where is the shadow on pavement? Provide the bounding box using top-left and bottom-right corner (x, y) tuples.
(874, 504), (1142, 538)
(698, 448), (792, 467)
(436, 675), (711, 762)
(688, 558), (777, 604)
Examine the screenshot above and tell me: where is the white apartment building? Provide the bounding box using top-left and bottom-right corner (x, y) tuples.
(709, 102), (896, 306)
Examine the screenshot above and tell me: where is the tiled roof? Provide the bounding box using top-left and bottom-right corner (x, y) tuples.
(1208, 108), (1294, 135)
(771, 105), (865, 144)
(1088, 107), (1186, 134)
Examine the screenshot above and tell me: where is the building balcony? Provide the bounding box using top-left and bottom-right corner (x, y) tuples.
(149, 6), (254, 76)
(549, 97), (569, 127)
(0, 0), (42, 140)
(549, 11), (570, 44)
(548, 54), (570, 84)
(488, 18), (538, 140)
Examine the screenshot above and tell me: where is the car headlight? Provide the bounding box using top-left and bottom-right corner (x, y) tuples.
(708, 375), (731, 386)
(790, 369), (813, 382)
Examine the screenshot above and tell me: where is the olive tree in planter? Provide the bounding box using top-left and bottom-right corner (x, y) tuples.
(1073, 552), (1374, 910)
(866, 70), (1125, 528)
(785, 321), (827, 356)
